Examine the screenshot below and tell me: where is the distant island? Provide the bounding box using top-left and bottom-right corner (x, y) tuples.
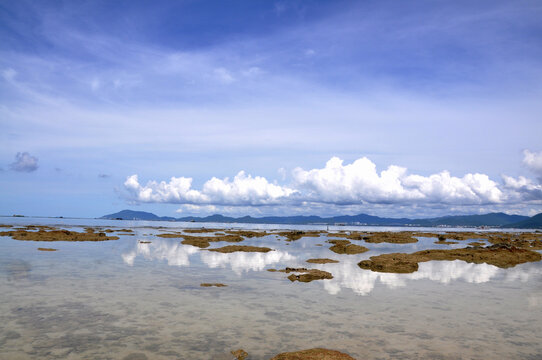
(101, 209), (542, 229)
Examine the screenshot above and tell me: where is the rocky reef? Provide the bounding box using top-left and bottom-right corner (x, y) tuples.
(358, 245), (542, 273)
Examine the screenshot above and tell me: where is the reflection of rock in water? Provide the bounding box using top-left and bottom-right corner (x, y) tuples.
(1, 259), (32, 281)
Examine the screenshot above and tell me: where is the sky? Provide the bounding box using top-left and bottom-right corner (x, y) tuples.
(1, 0), (542, 219)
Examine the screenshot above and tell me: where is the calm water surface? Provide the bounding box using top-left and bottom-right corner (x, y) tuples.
(1, 217), (541, 359)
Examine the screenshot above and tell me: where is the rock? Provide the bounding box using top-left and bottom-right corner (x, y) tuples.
(0, 228), (119, 242)
(277, 268), (333, 282)
(231, 349), (248, 360)
(358, 246), (542, 273)
(180, 235), (244, 248)
(206, 245), (273, 253)
(200, 283), (227, 287)
(363, 232), (418, 244)
(328, 240), (368, 254)
(270, 348), (355, 360)
(306, 258), (339, 264)
(276, 231), (321, 241)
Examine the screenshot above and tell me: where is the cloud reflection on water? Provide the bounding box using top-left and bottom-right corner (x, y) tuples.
(121, 239), (541, 296)
(200, 249), (296, 275)
(321, 259), (542, 296)
(122, 240), (199, 266)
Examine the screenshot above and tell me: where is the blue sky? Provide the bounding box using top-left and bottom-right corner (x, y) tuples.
(1, 0), (542, 218)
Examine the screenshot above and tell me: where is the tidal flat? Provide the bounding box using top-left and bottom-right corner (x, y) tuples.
(1, 217), (541, 359)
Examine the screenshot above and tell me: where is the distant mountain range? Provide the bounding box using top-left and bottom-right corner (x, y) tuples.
(505, 213), (542, 229)
(101, 209), (542, 228)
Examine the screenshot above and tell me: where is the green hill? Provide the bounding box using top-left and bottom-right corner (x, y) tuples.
(505, 213), (542, 229)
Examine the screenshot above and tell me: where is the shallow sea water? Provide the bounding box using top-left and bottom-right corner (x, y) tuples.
(0, 217), (541, 359)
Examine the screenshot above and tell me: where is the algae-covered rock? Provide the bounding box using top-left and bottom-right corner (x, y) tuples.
(200, 283), (227, 287)
(358, 246), (542, 273)
(37, 247), (57, 251)
(306, 258), (339, 264)
(180, 234), (244, 248)
(206, 245), (273, 253)
(270, 348), (355, 360)
(328, 240), (368, 254)
(278, 267), (333, 282)
(225, 230), (267, 238)
(231, 349), (248, 360)
(363, 232), (418, 244)
(0, 229), (119, 242)
(183, 228), (221, 233)
(434, 239), (459, 245)
(276, 231), (321, 241)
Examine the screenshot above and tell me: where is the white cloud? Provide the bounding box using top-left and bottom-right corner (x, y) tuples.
(213, 67), (235, 84)
(502, 175), (542, 201)
(124, 171), (297, 205)
(9, 152), (39, 172)
(402, 172), (504, 204)
(124, 155), (542, 209)
(523, 150), (542, 179)
(176, 204), (218, 214)
(293, 156), (504, 205)
(2, 68), (17, 81)
(293, 157), (421, 203)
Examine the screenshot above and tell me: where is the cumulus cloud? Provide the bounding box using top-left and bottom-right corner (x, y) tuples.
(502, 175), (542, 201)
(124, 171), (297, 205)
(523, 150), (542, 180)
(124, 154), (542, 209)
(293, 157), (504, 205)
(9, 152), (39, 172)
